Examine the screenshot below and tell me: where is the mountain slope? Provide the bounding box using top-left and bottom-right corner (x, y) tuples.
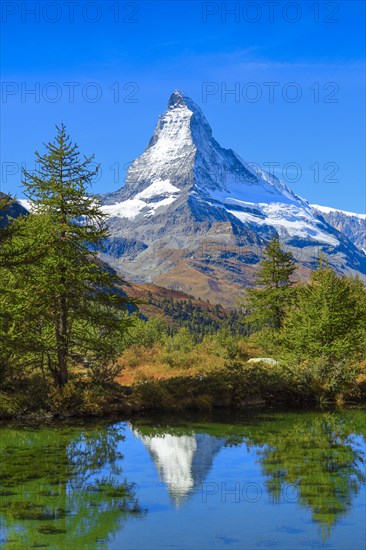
(311, 204), (366, 253)
(125, 281), (245, 335)
(98, 91), (365, 305)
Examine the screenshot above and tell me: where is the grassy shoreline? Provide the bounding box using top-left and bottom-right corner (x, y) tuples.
(2, 330), (365, 423)
(1, 360), (365, 423)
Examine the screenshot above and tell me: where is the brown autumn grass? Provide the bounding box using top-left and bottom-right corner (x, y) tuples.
(115, 339), (262, 386)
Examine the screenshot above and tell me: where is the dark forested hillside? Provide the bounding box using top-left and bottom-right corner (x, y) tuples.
(125, 282), (247, 338)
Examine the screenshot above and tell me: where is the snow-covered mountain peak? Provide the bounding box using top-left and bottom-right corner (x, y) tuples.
(100, 91), (366, 297)
(167, 89), (202, 113)
(103, 91), (309, 208)
(167, 89), (211, 128)
(101, 91), (338, 245)
(147, 89), (213, 153)
(168, 89), (188, 108)
(102, 92), (205, 205)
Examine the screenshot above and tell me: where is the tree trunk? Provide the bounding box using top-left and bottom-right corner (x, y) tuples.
(55, 286), (69, 387)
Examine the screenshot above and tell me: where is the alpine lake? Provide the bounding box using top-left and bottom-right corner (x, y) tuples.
(0, 408), (365, 549)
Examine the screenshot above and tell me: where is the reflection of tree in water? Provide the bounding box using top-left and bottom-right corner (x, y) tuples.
(0, 423), (144, 548)
(243, 412), (366, 538)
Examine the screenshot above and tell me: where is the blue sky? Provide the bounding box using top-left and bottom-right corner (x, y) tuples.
(1, 0), (365, 212)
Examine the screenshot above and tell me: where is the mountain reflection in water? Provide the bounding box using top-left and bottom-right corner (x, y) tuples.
(131, 410), (366, 538)
(133, 430), (225, 505)
(0, 409), (365, 549)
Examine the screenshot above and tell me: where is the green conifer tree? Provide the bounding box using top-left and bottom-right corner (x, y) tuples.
(0, 195), (36, 385)
(244, 238), (296, 330)
(14, 124), (132, 387)
(281, 265), (366, 363)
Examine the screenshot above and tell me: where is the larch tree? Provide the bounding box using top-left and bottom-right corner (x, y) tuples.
(0, 194), (35, 385)
(18, 124), (132, 387)
(281, 265), (366, 363)
(244, 238), (296, 330)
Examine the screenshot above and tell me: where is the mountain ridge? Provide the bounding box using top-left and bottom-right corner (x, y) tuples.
(311, 204), (365, 252)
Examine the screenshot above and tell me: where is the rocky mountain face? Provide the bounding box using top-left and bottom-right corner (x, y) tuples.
(98, 91), (365, 306)
(311, 205), (365, 253)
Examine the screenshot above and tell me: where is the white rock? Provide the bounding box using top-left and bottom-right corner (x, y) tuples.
(247, 358), (278, 365)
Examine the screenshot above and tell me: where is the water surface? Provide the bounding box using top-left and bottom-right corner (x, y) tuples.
(0, 409), (365, 549)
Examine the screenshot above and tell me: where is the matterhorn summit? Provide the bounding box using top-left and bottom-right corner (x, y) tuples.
(101, 91), (365, 306)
